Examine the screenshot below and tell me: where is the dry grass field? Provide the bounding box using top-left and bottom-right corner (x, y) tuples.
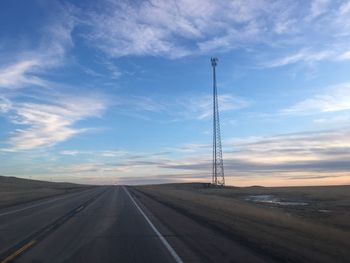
(0, 175), (90, 208)
(133, 183), (350, 263)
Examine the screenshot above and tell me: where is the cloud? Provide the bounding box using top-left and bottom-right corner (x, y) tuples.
(123, 96), (167, 113)
(82, 0), (198, 58)
(0, 96), (12, 113)
(0, 60), (46, 89)
(82, 0), (278, 57)
(58, 150), (129, 158)
(0, 2), (108, 152)
(259, 0), (350, 68)
(182, 94), (250, 120)
(337, 50), (350, 60)
(283, 83), (350, 115)
(76, 0), (287, 57)
(3, 94), (107, 151)
(263, 46), (350, 68)
(264, 49), (335, 68)
(73, 0), (350, 71)
(313, 115), (350, 125)
(97, 59), (122, 79)
(60, 150), (81, 156)
(309, 0), (331, 19)
(111, 93), (248, 121)
(24, 128), (350, 186)
(159, 129), (350, 176)
(339, 1), (350, 15)
(0, 3), (75, 89)
(58, 128), (350, 185)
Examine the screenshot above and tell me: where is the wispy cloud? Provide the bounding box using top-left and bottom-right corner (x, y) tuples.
(76, 0), (350, 70)
(46, 128), (350, 185)
(0, 2), (109, 152)
(0, 96), (12, 113)
(159, 129), (350, 178)
(264, 49), (335, 68)
(308, 0), (331, 19)
(122, 96), (167, 113)
(181, 94), (250, 120)
(0, 3), (75, 90)
(339, 1), (350, 15)
(60, 150), (81, 156)
(10, 125), (348, 185)
(82, 0), (277, 57)
(83, 1), (196, 58)
(260, 0), (350, 68)
(283, 82), (350, 115)
(313, 115), (350, 125)
(337, 50), (350, 60)
(263, 45), (350, 68)
(0, 60), (45, 89)
(113, 93), (249, 121)
(3, 94), (107, 151)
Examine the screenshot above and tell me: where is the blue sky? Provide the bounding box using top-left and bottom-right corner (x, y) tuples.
(1, 0), (350, 186)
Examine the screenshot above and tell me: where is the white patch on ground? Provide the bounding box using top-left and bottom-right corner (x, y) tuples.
(318, 209), (331, 213)
(246, 195), (308, 206)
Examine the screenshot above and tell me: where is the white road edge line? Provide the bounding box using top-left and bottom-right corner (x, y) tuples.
(123, 186), (184, 263)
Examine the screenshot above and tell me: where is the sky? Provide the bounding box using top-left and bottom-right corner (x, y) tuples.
(1, 0), (350, 186)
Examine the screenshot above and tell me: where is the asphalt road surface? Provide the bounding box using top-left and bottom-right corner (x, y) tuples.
(0, 186), (270, 263)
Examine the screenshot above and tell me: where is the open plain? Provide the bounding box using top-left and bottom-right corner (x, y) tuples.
(0, 177), (349, 262)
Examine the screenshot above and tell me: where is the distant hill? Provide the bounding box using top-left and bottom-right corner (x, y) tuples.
(0, 175), (91, 209)
(0, 175), (85, 189)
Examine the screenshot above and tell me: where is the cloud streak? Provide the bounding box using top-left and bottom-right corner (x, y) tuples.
(82, 0), (273, 57)
(0, 2), (75, 90)
(76, 0), (350, 70)
(0, 2), (110, 152)
(44, 128), (350, 185)
(0, 60), (46, 89)
(182, 94), (250, 120)
(113, 93), (249, 121)
(3, 94), (107, 151)
(147, 129), (350, 186)
(283, 82), (350, 115)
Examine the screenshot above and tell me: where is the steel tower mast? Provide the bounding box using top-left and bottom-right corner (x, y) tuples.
(211, 57), (225, 186)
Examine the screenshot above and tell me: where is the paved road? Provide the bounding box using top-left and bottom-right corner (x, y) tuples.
(0, 186), (270, 263)
(0, 187), (104, 257)
(1, 186), (180, 263)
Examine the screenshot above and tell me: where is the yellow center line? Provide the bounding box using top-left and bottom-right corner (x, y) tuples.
(0, 240), (37, 263)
